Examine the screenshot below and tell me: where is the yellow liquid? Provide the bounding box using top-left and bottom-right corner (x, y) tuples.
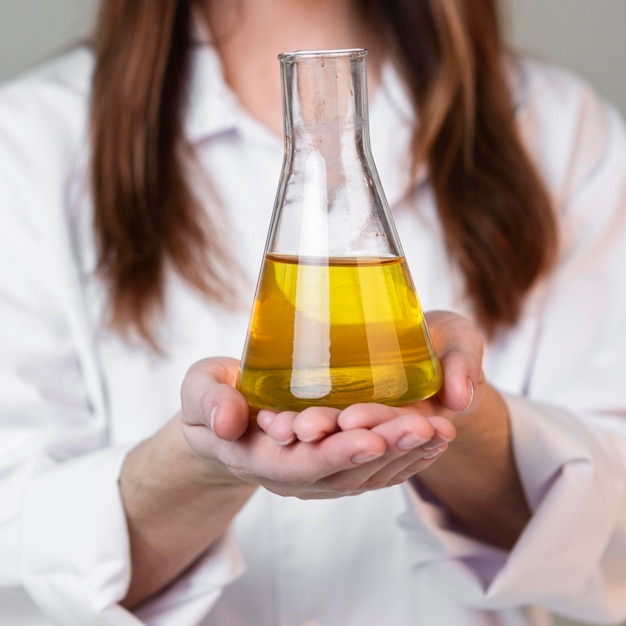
(237, 254), (442, 411)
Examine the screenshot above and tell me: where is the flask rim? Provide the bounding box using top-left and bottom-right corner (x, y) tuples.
(278, 48), (368, 64)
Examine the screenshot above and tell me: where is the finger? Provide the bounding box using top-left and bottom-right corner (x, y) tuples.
(292, 406), (342, 442)
(320, 414), (447, 491)
(219, 427), (389, 491)
(326, 440), (448, 493)
(256, 410), (298, 445)
(382, 446), (449, 484)
(181, 357), (250, 440)
(337, 402), (403, 431)
(425, 310), (484, 413)
(425, 415), (457, 447)
(256, 406), (341, 444)
(369, 412), (438, 450)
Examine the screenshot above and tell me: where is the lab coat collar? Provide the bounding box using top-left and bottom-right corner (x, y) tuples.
(184, 42), (240, 142)
(183, 42), (531, 212)
(182, 6), (531, 204)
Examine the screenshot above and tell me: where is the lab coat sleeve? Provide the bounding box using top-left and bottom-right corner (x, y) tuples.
(0, 53), (243, 625)
(400, 67), (626, 623)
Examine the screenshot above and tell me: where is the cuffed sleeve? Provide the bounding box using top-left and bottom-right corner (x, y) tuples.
(401, 396), (626, 622)
(20, 446), (245, 625)
(20, 446), (137, 624)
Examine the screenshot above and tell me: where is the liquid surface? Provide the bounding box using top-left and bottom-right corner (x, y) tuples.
(237, 254), (442, 410)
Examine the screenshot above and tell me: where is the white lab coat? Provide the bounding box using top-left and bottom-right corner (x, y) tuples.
(0, 41), (625, 626)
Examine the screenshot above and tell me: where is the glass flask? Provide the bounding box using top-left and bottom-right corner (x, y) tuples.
(236, 48), (442, 412)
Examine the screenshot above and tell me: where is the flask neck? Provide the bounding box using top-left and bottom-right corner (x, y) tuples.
(279, 49), (370, 163)
(271, 48), (402, 260)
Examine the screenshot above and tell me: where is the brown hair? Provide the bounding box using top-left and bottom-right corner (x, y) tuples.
(365, 0), (557, 337)
(90, 0), (236, 348)
(90, 0), (557, 345)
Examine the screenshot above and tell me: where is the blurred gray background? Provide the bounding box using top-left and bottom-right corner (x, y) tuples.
(1, 0), (625, 120)
(0, 1), (624, 626)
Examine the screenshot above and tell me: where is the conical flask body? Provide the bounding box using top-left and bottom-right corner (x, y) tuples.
(237, 49), (442, 411)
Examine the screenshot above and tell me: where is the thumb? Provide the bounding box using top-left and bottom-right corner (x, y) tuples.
(181, 356), (251, 440)
(425, 310), (484, 413)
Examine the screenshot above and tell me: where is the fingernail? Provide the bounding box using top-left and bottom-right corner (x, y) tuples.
(466, 378), (474, 410)
(397, 433), (427, 450)
(351, 450), (384, 464)
(422, 444), (448, 459)
(298, 433), (323, 443)
(210, 405), (218, 430)
(423, 436), (452, 451)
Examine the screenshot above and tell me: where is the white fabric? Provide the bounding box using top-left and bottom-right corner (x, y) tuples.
(0, 40), (625, 626)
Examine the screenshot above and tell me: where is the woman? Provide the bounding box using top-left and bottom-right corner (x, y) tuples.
(0, 0), (625, 624)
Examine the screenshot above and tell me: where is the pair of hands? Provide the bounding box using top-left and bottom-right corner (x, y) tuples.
(180, 311), (484, 500)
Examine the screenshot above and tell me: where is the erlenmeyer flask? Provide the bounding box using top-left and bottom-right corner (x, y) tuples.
(236, 48), (442, 412)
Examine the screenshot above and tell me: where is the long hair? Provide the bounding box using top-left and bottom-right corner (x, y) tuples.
(90, 0), (236, 349)
(361, 0), (557, 336)
(90, 0), (557, 345)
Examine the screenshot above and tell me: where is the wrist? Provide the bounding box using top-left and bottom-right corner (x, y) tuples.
(417, 384), (530, 548)
(119, 414), (255, 609)
(121, 415), (254, 517)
